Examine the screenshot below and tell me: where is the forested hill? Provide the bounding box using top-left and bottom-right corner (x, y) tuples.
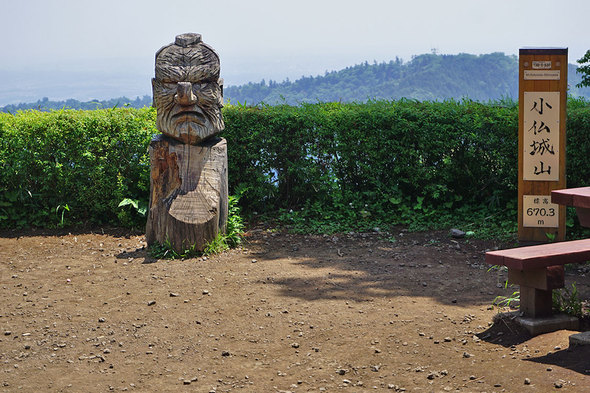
(0, 95), (152, 113)
(2, 53), (589, 112)
(224, 52), (590, 105)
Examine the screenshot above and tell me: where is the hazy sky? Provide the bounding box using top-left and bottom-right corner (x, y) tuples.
(1, 0), (588, 104)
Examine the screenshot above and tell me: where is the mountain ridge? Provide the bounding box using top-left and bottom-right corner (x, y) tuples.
(224, 52), (590, 105)
(2, 52), (589, 111)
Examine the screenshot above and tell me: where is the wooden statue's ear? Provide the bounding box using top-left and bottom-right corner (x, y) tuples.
(151, 78), (156, 108)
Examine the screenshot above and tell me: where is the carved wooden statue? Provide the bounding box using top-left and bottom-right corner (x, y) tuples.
(146, 33), (228, 253)
(152, 33), (224, 144)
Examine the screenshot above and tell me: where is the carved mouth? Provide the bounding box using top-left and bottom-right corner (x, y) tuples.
(172, 111), (206, 124)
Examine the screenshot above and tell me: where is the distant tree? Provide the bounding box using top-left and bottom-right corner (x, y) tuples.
(576, 50), (590, 88)
(0, 95), (152, 113)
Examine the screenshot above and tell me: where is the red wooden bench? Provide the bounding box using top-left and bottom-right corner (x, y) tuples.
(486, 239), (590, 317)
(551, 187), (590, 226)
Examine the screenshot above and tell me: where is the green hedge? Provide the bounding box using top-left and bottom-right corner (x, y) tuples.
(566, 98), (590, 189)
(0, 108), (156, 228)
(1, 99), (589, 232)
(224, 100), (518, 215)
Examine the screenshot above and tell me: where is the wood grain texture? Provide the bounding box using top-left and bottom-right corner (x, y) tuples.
(145, 134), (228, 252)
(152, 33), (224, 145)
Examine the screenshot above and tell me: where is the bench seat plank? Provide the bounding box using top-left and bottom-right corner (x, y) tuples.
(552, 187), (590, 209)
(485, 238), (590, 270)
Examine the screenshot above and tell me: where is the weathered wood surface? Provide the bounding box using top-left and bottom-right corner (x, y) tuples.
(152, 33), (224, 145)
(146, 134), (228, 252)
(147, 33), (228, 251)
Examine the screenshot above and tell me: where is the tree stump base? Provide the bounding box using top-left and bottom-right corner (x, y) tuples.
(146, 134), (228, 253)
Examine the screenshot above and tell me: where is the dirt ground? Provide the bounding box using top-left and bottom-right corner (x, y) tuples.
(1, 227), (590, 393)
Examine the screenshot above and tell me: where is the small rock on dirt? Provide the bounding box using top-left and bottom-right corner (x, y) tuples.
(450, 229), (466, 238)
(554, 381), (564, 388)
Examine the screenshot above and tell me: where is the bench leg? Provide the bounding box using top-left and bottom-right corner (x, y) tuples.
(520, 286), (553, 318)
(576, 207), (590, 227)
(508, 266), (564, 290)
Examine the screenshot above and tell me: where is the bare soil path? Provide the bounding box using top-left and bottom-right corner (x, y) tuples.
(1, 228), (589, 392)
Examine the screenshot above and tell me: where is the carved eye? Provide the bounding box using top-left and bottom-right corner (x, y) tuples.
(159, 81), (177, 91)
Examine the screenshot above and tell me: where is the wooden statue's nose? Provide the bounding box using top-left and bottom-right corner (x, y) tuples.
(175, 82), (197, 105)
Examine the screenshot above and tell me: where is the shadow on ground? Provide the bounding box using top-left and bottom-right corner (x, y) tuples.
(525, 346), (590, 376)
(242, 229), (517, 307)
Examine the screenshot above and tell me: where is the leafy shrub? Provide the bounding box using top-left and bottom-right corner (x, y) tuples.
(222, 99), (521, 235)
(1, 98), (589, 237)
(553, 283), (584, 318)
(0, 108), (156, 228)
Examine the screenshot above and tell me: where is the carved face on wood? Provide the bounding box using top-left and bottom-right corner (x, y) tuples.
(152, 33), (224, 144)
